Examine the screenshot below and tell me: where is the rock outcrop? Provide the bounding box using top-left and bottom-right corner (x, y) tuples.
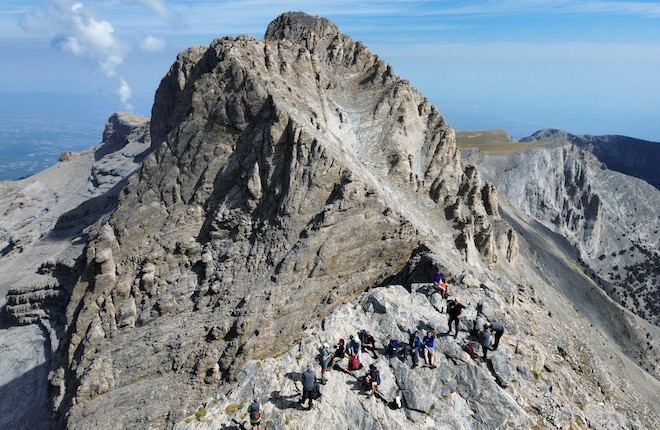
(174, 280), (659, 430)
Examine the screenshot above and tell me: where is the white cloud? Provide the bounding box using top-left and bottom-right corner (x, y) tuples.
(140, 34), (166, 51)
(24, 1), (125, 77)
(118, 77), (133, 110)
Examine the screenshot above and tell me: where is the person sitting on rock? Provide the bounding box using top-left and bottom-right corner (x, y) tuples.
(422, 330), (437, 368)
(407, 329), (422, 368)
(438, 278), (448, 299)
(433, 270), (444, 290)
(359, 329), (377, 358)
(347, 334), (362, 363)
(247, 398), (263, 430)
(318, 343), (332, 384)
(447, 298), (466, 338)
(363, 363), (381, 396)
(301, 365), (317, 409)
(330, 338), (346, 368)
(385, 336), (399, 360)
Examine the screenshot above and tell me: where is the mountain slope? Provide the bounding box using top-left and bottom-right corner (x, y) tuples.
(463, 142), (660, 326)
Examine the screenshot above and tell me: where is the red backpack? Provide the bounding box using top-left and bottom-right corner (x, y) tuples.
(347, 355), (362, 371)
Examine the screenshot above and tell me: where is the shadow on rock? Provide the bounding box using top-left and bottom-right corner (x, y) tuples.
(269, 390), (301, 411)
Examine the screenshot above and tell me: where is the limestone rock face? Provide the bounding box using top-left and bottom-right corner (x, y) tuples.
(464, 142), (660, 326)
(50, 12), (512, 429)
(522, 128), (660, 190)
(0, 112), (150, 430)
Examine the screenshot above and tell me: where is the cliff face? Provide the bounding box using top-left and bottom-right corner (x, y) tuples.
(49, 12), (510, 428)
(0, 113), (150, 430)
(463, 142), (660, 325)
(522, 128), (660, 190)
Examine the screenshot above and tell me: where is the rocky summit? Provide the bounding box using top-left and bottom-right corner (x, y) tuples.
(0, 12), (658, 430)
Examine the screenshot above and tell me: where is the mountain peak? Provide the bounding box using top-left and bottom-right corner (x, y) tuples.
(265, 11), (340, 43)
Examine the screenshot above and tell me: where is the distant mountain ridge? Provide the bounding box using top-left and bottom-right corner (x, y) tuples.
(521, 128), (660, 190)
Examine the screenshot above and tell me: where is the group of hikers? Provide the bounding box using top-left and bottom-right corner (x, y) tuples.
(248, 270), (506, 426)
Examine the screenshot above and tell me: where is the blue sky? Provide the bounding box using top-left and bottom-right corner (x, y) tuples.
(2, 0), (660, 140)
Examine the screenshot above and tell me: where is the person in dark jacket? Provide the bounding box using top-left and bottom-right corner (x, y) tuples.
(407, 329), (422, 368)
(447, 299), (466, 338)
(490, 320), (505, 350)
(300, 365), (318, 409)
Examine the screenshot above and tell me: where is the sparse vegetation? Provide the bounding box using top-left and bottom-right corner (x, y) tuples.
(455, 130), (548, 154)
(225, 403), (243, 414)
(195, 407), (207, 420)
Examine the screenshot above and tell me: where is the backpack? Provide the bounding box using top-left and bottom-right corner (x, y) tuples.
(249, 402), (261, 421)
(348, 355), (362, 371)
(464, 344), (479, 359)
(312, 383), (322, 399)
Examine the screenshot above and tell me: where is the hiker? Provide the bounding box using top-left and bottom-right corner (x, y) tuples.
(407, 329), (422, 368)
(438, 279), (448, 299)
(247, 398), (263, 430)
(480, 323), (494, 360)
(422, 330), (436, 368)
(447, 298), (466, 338)
(433, 270), (444, 289)
(363, 363), (381, 396)
(359, 329), (377, 358)
(318, 343), (332, 383)
(301, 365), (318, 409)
(347, 334), (362, 363)
(346, 351), (362, 372)
(385, 336), (399, 360)
(490, 320), (505, 350)
(330, 338), (346, 367)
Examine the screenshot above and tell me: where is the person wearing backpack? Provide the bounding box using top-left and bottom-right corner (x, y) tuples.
(247, 398), (263, 430)
(300, 365), (318, 409)
(489, 320), (505, 350)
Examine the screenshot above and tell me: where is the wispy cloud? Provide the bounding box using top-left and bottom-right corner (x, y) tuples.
(118, 77), (133, 110)
(140, 34), (166, 51)
(135, 0), (178, 21)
